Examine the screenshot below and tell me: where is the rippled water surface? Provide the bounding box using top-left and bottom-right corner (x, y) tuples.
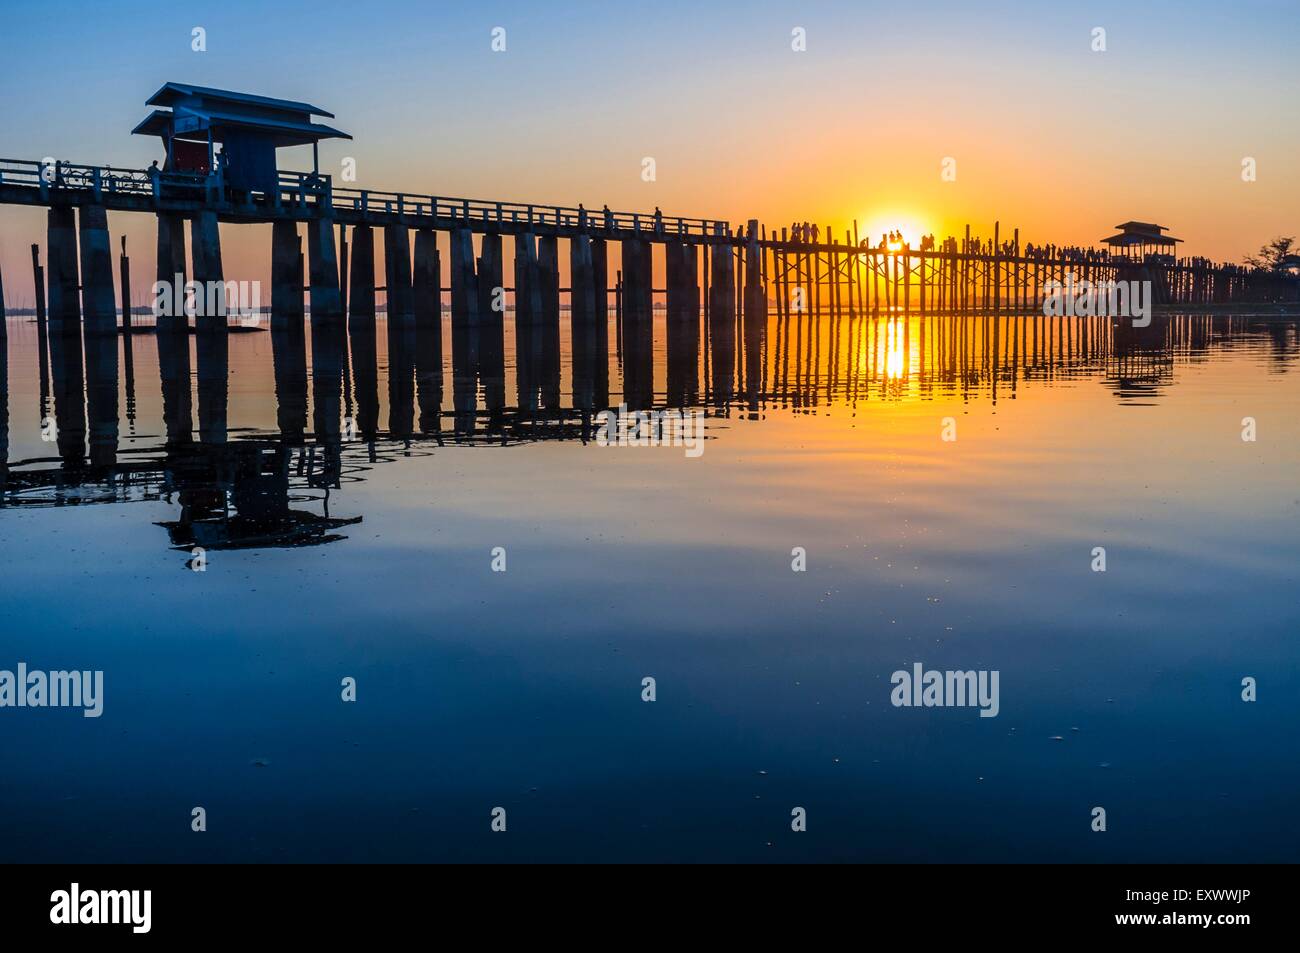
(1, 310), (1297, 862)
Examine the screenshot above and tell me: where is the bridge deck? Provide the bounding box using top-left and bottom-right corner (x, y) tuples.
(0, 158), (736, 244)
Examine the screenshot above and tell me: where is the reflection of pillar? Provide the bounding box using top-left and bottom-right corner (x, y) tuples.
(194, 333), (228, 444)
(272, 220), (304, 331)
(78, 206), (117, 337)
(157, 320), (192, 446)
(83, 333), (119, 466)
(47, 315), (86, 467)
(191, 210), (224, 333)
(272, 323), (308, 442)
(311, 320), (346, 443)
(308, 216), (344, 328)
(47, 207), (81, 337)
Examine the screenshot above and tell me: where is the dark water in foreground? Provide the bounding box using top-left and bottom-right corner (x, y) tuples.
(1, 311), (1297, 862)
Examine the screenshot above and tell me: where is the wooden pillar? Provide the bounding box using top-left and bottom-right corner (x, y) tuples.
(590, 238), (609, 408)
(348, 225), (376, 329)
(538, 234), (561, 408)
(347, 225), (378, 438)
(46, 207), (81, 337)
(78, 205), (117, 337)
(742, 220), (766, 397)
(665, 241), (699, 405)
(448, 226), (479, 390)
(570, 234), (598, 410)
(272, 220), (304, 331)
(155, 213), (186, 332)
(308, 215), (344, 329)
(514, 233), (542, 410)
(475, 232), (504, 412)
(413, 229), (442, 338)
(708, 237), (736, 401)
(191, 210), (224, 333)
(621, 237), (654, 408)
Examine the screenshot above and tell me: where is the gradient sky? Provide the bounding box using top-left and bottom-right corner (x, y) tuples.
(1, 0), (1298, 300)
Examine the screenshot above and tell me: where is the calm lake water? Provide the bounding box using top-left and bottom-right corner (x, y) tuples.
(1, 309), (1297, 862)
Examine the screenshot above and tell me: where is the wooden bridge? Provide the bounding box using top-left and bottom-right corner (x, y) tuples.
(3, 152), (1294, 356)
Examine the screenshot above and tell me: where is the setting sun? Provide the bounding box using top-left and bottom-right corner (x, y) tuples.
(860, 213), (929, 249)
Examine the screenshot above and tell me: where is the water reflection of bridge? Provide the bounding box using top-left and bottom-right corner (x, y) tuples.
(2, 309), (1297, 551)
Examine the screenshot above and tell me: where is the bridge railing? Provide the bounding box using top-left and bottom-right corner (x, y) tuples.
(0, 158), (208, 202)
(2, 158), (729, 236)
(328, 181), (728, 236)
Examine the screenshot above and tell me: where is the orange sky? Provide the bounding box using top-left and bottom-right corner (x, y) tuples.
(1, 2), (1297, 303)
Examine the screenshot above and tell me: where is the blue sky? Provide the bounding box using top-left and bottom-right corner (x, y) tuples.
(1, 0), (1297, 292)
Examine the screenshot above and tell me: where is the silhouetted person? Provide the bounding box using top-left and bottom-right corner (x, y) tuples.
(578, 203), (587, 230)
(603, 204), (613, 230)
(654, 206), (663, 233)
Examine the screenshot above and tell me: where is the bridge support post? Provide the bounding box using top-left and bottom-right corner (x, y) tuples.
(742, 220), (766, 397)
(708, 238), (736, 401)
(190, 211), (224, 332)
(536, 236), (560, 409)
(78, 206), (117, 337)
(348, 225), (376, 330)
(383, 223), (416, 433)
(475, 233), (504, 413)
(413, 230), (444, 427)
(308, 216), (344, 329)
(155, 213), (187, 332)
(570, 235), (597, 411)
(666, 241), (699, 405)
(384, 225), (413, 329)
(513, 233), (541, 410)
(590, 238), (609, 409)
(156, 307), (193, 445)
(448, 227), (479, 424)
(272, 220), (304, 331)
(414, 230), (441, 334)
(47, 207), (81, 337)
(620, 237), (653, 408)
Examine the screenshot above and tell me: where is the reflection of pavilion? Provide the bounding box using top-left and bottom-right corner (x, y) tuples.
(154, 441), (360, 551)
(1103, 314), (1175, 399)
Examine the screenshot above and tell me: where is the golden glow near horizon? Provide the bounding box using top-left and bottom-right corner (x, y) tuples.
(862, 214), (929, 251)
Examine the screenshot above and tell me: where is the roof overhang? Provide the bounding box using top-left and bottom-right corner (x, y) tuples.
(144, 81), (334, 118)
